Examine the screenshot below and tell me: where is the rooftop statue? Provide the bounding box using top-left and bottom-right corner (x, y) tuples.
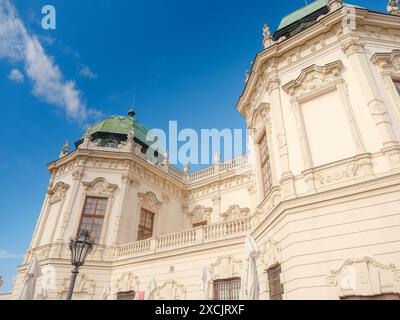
(388, 0), (400, 15)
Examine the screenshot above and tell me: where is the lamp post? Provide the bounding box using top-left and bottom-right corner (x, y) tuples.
(66, 229), (94, 300)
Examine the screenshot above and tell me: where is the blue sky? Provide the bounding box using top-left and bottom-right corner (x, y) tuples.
(0, 0), (384, 293)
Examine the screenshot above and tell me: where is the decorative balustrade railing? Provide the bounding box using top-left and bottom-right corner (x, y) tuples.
(188, 154), (250, 183)
(116, 216), (252, 259)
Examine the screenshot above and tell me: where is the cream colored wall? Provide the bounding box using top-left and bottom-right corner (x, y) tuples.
(10, 7), (400, 301)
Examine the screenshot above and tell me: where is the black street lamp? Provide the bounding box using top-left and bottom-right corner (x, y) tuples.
(66, 229), (94, 300)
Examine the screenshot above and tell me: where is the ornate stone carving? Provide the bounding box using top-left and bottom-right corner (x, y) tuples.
(328, 0), (343, 12)
(249, 103), (269, 136)
(152, 280), (187, 300)
(282, 61), (343, 99)
(83, 177), (118, 197)
(304, 153), (374, 191)
(220, 205), (250, 221)
(72, 168), (84, 181)
(341, 38), (365, 57)
(113, 272), (140, 294)
(260, 239), (281, 269)
(138, 191), (163, 212)
(327, 257), (400, 298)
(387, 0), (400, 15)
(60, 273), (96, 299)
(59, 141), (70, 159)
(121, 174), (140, 187)
(371, 50), (400, 75)
(47, 182), (70, 204)
(186, 206), (212, 224)
(209, 256), (242, 280)
(262, 23), (274, 49)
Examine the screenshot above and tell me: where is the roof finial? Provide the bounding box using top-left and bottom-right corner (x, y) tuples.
(328, 0), (343, 12)
(262, 23), (274, 49)
(128, 94), (136, 118)
(128, 108), (136, 118)
(388, 0), (400, 15)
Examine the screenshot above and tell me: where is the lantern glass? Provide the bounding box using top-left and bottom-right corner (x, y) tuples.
(69, 229), (94, 268)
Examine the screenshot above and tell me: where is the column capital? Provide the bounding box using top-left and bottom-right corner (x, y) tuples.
(341, 37), (365, 57)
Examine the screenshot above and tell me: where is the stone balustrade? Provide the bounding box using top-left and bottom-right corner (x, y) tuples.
(116, 216), (252, 259)
(187, 154), (250, 184)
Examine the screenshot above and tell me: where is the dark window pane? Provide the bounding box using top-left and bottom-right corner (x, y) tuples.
(394, 81), (400, 95)
(78, 197), (107, 243)
(268, 264), (284, 300)
(137, 209), (155, 241)
(117, 291), (136, 300)
(259, 133), (272, 198)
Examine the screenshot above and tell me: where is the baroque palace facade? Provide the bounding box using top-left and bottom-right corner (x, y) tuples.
(6, 0), (400, 300)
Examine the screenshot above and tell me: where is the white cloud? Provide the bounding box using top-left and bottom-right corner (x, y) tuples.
(79, 65), (98, 79)
(0, 0), (100, 122)
(8, 68), (24, 83)
(0, 249), (23, 259)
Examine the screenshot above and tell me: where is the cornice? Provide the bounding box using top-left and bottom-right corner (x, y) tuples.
(47, 148), (254, 199)
(237, 8), (400, 116)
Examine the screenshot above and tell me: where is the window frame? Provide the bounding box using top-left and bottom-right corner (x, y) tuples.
(137, 208), (155, 241)
(77, 196), (108, 243)
(268, 264), (284, 301)
(116, 291), (136, 300)
(258, 132), (273, 198)
(213, 277), (241, 301)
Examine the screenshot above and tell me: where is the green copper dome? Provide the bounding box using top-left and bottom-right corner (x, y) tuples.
(88, 115), (150, 144)
(75, 110), (160, 154)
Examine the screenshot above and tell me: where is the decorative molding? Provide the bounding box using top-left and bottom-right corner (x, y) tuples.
(341, 37), (365, 57)
(82, 177), (118, 197)
(138, 191), (163, 212)
(186, 206), (212, 224)
(260, 239), (282, 270)
(283, 60), (366, 171)
(282, 61), (343, 100)
(371, 50), (400, 120)
(303, 153), (374, 192)
(327, 257), (400, 298)
(248, 103), (269, 138)
(121, 174), (140, 187)
(220, 205), (250, 221)
(153, 280), (187, 300)
(60, 273), (96, 299)
(209, 256), (242, 280)
(113, 272), (140, 294)
(47, 182), (70, 204)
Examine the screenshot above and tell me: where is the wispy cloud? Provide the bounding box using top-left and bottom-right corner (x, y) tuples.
(0, 249), (23, 259)
(79, 64), (98, 79)
(8, 68), (24, 83)
(0, 0), (100, 122)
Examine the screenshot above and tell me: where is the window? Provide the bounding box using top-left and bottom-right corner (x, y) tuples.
(137, 209), (155, 241)
(213, 278), (241, 300)
(102, 139), (118, 148)
(394, 80), (400, 95)
(268, 264), (284, 300)
(78, 197), (108, 243)
(193, 221), (208, 228)
(116, 291), (136, 300)
(259, 133), (272, 197)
